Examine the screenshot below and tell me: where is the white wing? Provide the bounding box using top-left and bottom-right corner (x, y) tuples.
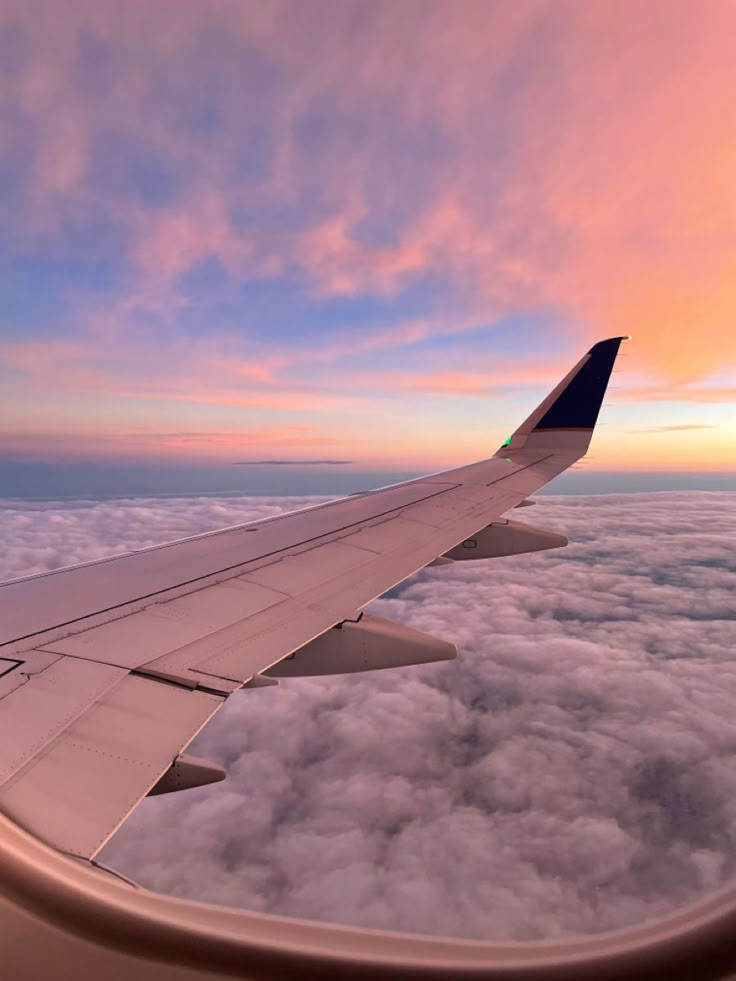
(0, 337), (626, 859)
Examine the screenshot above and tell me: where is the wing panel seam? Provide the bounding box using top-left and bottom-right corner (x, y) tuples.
(0, 484), (462, 649)
(0, 669), (127, 787)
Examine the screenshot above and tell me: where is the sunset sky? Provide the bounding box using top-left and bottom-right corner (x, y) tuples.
(1, 0), (734, 473)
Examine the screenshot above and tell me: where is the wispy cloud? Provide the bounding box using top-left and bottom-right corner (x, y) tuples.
(2, 0), (736, 469)
(618, 387), (736, 405)
(625, 425), (720, 434)
(233, 460), (353, 466)
(0, 427), (343, 463)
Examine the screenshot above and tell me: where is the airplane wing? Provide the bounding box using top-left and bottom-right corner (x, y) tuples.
(0, 337), (626, 862)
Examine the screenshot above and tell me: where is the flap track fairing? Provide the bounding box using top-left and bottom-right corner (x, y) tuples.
(443, 518), (567, 560)
(148, 753), (226, 796)
(265, 613), (456, 677)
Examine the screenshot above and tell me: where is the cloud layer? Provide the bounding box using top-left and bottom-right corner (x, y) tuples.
(2, 489), (735, 940)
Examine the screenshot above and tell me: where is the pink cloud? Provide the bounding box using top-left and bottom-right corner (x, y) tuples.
(294, 207), (427, 298)
(0, 336), (368, 414)
(3, 0), (736, 472)
(132, 189), (253, 288)
(0, 425), (343, 463)
(619, 386), (736, 405)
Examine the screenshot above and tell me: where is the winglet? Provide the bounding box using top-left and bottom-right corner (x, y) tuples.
(497, 336), (628, 456)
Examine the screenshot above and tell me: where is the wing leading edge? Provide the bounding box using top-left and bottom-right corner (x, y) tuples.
(0, 337), (625, 858)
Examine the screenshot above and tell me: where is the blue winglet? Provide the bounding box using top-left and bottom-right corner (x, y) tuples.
(533, 336), (626, 432)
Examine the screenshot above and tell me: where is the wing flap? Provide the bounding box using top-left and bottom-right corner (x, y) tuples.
(0, 674), (223, 857)
(145, 485), (522, 687)
(36, 580), (289, 670)
(339, 515), (428, 552)
(37, 609), (226, 669)
(0, 658), (126, 786)
(242, 541), (380, 594)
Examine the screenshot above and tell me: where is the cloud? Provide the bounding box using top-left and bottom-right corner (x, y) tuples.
(3, 2), (736, 479)
(5, 0), (736, 391)
(233, 460), (353, 466)
(0, 427), (346, 464)
(625, 425), (720, 434)
(2, 489), (735, 940)
(619, 387), (736, 405)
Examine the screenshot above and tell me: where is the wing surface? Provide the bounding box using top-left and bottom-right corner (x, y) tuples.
(0, 337), (625, 858)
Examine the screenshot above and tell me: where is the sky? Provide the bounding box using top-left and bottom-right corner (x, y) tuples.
(3, 489), (735, 940)
(1, 0), (735, 477)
